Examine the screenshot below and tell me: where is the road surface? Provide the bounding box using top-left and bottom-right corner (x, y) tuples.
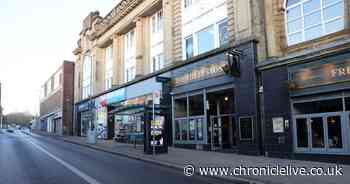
(0, 129), (232, 184)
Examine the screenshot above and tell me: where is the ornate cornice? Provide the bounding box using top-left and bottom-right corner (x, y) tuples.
(94, 0), (144, 38)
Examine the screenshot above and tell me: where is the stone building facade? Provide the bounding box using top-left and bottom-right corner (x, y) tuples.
(73, 0), (269, 155)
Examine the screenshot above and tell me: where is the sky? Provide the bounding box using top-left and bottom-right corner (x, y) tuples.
(0, 0), (119, 115)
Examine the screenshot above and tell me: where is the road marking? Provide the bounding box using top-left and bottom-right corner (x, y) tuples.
(26, 138), (102, 184)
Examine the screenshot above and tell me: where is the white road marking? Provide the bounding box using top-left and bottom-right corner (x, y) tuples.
(26, 137), (102, 184)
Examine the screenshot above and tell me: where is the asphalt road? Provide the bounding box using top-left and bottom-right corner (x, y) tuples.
(0, 129), (232, 184)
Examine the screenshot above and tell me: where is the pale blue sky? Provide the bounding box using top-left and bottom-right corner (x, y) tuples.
(0, 0), (118, 115)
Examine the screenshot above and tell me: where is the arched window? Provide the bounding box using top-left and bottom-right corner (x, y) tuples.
(285, 0), (345, 45)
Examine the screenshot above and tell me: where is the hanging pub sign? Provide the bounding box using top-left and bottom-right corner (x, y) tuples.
(289, 59), (350, 90)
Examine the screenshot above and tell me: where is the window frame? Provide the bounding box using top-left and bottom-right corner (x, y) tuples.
(82, 53), (93, 99)
(105, 46), (114, 90)
(124, 29), (136, 82)
(284, 0), (345, 46)
(239, 116), (254, 141)
(182, 17), (229, 60)
(172, 91), (207, 144)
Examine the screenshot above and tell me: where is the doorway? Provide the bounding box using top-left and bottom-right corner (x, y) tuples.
(294, 112), (347, 153)
(207, 88), (236, 151)
(293, 96), (350, 154)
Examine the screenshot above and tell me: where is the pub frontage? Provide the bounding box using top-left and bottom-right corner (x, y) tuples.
(170, 40), (262, 155)
(259, 46), (350, 163)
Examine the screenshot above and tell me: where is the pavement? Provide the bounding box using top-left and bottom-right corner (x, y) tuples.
(0, 130), (232, 184)
(31, 131), (350, 184)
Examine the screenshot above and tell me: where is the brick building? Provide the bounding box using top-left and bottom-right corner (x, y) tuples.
(40, 61), (74, 135)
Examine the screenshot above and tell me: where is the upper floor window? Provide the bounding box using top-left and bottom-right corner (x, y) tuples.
(184, 18), (228, 59)
(151, 54), (164, 73)
(82, 54), (92, 99)
(124, 30), (136, 82)
(286, 0), (345, 45)
(105, 46), (113, 90)
(184, 0), (193, 8)
(151, 10), (163, 34)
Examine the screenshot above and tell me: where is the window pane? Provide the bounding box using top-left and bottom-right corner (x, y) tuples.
(305, 24), (323, 40)
(327, 116), (343, 149)
(325, 18), (344, 34)
(197, 26), (215, 54)
(189, 119), (196, 140)
(287, 0), (301, 7)
(196, 118), (204, 141)
(185, 37), (193, 59)
(175, 120), (181, 140)
(189, 94), (204, 116)
(324, 2), (344, 21)
(294, 98), (343, 114)
(288, 18), (302, 33)
(239, 117), (253, 140)
(287, 5), (302, 20)
(311, 117), (325, 148)
(175, 97), (187, 118)
(303, 0), (320, 15)
(323, 0), (341, 7)
(219, 20), (229, 46)
(288, 32), (302, 45)
(304, 11), (321, 28)
(181, 120), (188, 140)
(296, 118), (308, 148)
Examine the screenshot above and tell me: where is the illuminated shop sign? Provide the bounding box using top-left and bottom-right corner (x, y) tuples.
(107, 88), (126, 104)
(289, 59), (350, 90)
(172, 61), (226, 87)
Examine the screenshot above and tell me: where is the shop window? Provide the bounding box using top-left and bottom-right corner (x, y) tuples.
(175, 97), (187, 118)
(175, 120), (181, 140)
(196, 118), (204, 141)
(189, 119), (196, 140)
(345, 97), (350, 111)
(327, 116), (343, 149)
(239, 117), (253, 140)
(181, 119), (188, 140)
(285, 0), (344, 45)
(294, 98), (343, 114)
(189, 94), (204, 116)
(197, 26), (215, 55)
(311, 117), (325, 148)
(296, 118), (308, 148)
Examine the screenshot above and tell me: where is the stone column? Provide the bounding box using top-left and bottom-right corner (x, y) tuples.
(112, 33), (124, 85)
(135, 18), (145, 77)
(163, 0), (174, 65)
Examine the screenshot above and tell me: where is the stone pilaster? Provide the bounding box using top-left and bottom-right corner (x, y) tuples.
(135, 18), (145, 77)
(172, 0), (182, 62)
(163, 0), (174, 65)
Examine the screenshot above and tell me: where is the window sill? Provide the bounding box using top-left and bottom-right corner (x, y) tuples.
(285, 29), (350, 54)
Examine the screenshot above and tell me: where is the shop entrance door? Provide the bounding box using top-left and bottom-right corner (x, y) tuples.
(210, 115), (236, 150)
(294, 112), (347, 153)
(207, 87), (236, 151)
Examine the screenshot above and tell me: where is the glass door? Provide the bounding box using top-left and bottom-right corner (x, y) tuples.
(294, 112), (346, 153)
(210, 117), (222, 150)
